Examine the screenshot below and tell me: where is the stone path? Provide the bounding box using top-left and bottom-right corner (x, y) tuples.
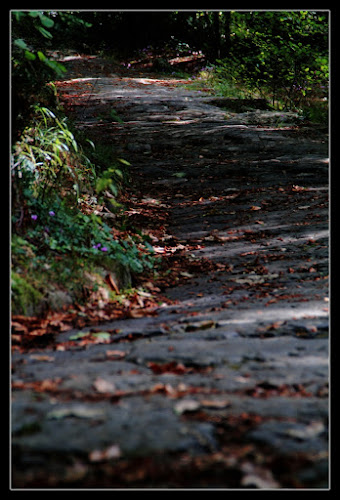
(12, 59), (329, 488)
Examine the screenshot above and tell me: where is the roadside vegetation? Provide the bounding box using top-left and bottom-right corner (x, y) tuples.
(11, 12), (155, 316)
(181, 12), (328, 123)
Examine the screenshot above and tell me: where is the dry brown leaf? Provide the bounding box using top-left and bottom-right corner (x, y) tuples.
(29, 354), (55, 362)
(11, 321), (28, 335)
(200, 399), (231, 409)
(105, 273), (120, 294)
(106, 350), (126, 360)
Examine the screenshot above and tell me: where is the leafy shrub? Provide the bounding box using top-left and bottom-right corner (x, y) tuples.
(11, 105), (155, 313)
(12, 106), (96, 203)
(203, 12), (328, 116)
(16, 199), (154, 270)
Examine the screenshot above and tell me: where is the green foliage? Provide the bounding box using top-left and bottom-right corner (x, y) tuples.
(210, 11), (328, 113)
(11, 11), (91, 136)
(12, 106), (95, 202)
(96, 167), (123, 197)
(11, 105), (155, 313)
(15, 198), (154, 272)
(11, 189), (155, 311)
(301, 100), (328, 124)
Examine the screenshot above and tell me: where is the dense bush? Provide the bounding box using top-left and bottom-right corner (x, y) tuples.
(209, 12), (328, 115)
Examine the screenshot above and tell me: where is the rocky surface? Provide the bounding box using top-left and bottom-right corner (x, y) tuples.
(12, 58), (329, 488)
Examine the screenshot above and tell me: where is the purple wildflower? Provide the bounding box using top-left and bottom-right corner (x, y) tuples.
(49, 210), (55, 216)
(31, 214), (38, 221)
(101, 246), (108, 252)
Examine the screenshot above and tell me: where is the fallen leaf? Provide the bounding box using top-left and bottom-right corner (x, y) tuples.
(250, 205), (262, 211)
(184, 320), (216, 332)
(47, 405), (106, 420)
(89, 444), (121, 462)
(11, 321), (28, 335)
(284, 421), (325, 440)
(241, 462), (280, 488)
(147, 361), (188, 375)
(93, 377), (116, 393)
(128, 307), (157, 318)
(174, 399), (200, 415)
(233, 273), (278, 285)
(292, 185), (305, 192)
(180, 271), (194, 278)
(29, 354), (55, 362)
(92, 332), (111, 341)
(200, 399), (231, 409)
(105, 273), (120, 294)
(106, 350), (126, 360)
(69, 331), (90, 340)
(266, 321), (284, 330)
(153, 246), (166, 254)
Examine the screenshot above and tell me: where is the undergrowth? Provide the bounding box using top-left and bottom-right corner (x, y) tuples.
(11, 104), (155, 315)
(189, 66), (328, 124)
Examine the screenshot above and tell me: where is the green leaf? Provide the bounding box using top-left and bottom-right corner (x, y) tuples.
(37, 51), (46, 62)
(109, 182), (118, 196)
(24, 50), (36, 61)
(110, 109), (123, 122)
(44, 59), (67, 75)
(14, 38), (29, 50)
(13, 11), (26, 21)
(117, 158), (131, 166)
(114, 169), (123, 179)
(38, 13), (54, 28)
(36, 25), (53, 39)
(69, 331), (90, 340)
(92, 332), (111, 340)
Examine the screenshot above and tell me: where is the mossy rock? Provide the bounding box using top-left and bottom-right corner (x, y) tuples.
(11, 272), (44, 316)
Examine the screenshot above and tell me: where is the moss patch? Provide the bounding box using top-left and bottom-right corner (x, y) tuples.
(11, 271), (44, 316)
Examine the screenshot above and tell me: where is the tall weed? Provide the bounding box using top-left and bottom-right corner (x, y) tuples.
(12, 106), (95, 202)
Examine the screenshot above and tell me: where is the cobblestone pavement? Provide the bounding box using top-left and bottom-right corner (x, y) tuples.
(12, 58), (329, 488)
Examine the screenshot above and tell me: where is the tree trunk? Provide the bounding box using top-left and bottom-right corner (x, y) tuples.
(212, 11), (221, 59)
(222, 11), (231, 57)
